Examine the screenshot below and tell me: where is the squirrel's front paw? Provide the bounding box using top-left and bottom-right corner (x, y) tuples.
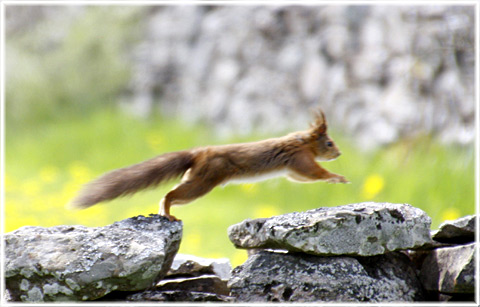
(328, 175), (349, 184)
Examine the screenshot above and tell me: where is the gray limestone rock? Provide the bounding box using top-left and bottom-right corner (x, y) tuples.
(419, 242), (475, 294)
(228, 251), (425, 302)
(432, 215), (476, 244)
(126, 290), (235, 302)
(167, 254), (231, 280)
(228, 202), (431, 256)
(5, 214), (182, 301)
(157, 275), (229, 296)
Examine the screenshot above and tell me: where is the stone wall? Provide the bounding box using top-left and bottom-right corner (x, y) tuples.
(126, 5), (475, 148)
(227, 204), (475, 302)
(4, 203), (476, 303)
(6, 5), (476, 149)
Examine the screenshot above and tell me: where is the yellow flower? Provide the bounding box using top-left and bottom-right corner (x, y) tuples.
(5, 215), (39, 232)
(440, 207), (461, 222)
(253, 204), (279, 219)
(22, 179), (42, 196)
(231, 250), (248, 267)
(4, 173), (15, 192)
(62, 180), (81, 199)
(40, 166), (59, 183)
(74, 204), (108, 225)
(361, 174), (385, 199)
(146, 132), (164, 150)
(68, 161), (93, 183)
(5, 201), (39, 231)
(240, 183), (257, 194)
(182, 232), (202, 253)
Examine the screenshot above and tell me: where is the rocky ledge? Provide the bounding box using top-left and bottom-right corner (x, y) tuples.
(229, 251), (426, 302)
(4, 203), (476, 303)
(5, 215), (182, 301)
(227, 203), (475, 302)
(228, 202), (432, 256)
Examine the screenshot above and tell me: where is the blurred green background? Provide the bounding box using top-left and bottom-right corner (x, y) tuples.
(4, 5), (476, 267)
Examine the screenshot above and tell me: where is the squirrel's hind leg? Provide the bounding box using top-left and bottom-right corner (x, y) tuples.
(158, 178), (222, 222)
(159, 196), (181, 222)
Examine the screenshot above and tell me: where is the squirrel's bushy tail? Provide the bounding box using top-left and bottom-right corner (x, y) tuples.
(70, 150), (194, 209)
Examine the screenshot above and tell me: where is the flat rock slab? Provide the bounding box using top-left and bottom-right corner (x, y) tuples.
(5, 215), (182, 301)
(228, 251), (425, 302)
(432, 215), (475, 244)
(126, 290), (235, 302)
(228, 202), (431, 256)
(420, 242), (475, 294)
(167, 254), (231, 280)
(157, 275), (230, 296)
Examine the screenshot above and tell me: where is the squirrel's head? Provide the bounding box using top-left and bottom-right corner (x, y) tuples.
(308, 110), (342, 161)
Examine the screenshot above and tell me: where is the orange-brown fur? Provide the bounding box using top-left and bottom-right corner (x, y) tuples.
(71, 110), (348, 221)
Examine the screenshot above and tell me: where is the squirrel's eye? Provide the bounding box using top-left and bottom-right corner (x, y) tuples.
(326, 141), (333, 147)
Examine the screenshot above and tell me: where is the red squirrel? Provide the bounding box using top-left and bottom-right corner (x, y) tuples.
(71, 110), (348, 221)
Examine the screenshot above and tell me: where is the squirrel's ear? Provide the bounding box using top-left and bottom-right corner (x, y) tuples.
(311, 109), (327, 134)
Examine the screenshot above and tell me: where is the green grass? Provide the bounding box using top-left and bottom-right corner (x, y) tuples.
(4, 109), (476, 266)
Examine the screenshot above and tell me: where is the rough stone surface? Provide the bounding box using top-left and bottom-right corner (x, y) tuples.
(126, 6), (475, 149)
(432, 215), (476, 244)
(5, 215), (182, 301)
(419, 243), (475, 294)
(157, 275), (229, 296)
(105, 254), (232, 302)
(6, 7), (475, 149)
(126, 290), (235, 302)
(228, 202), (431, 256)
(228, 251), (425, 302)
(167, 254), (232, 280)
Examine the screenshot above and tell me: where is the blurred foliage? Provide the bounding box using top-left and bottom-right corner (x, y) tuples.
(5, 109), (475, 266)
(6, 6), (143, 130)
